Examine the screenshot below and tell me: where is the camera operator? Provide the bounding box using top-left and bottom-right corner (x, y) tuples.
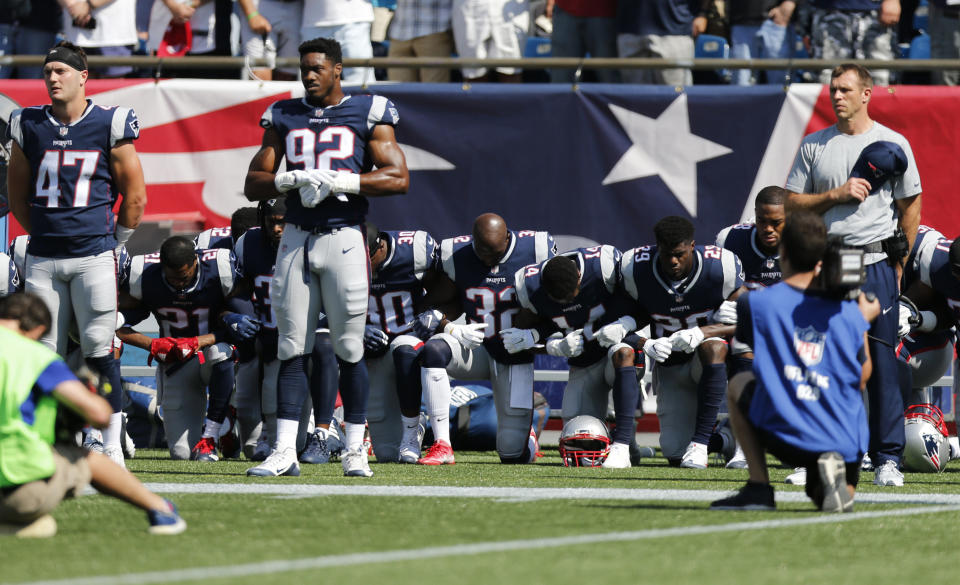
(785, 63), (922, 487)
(0, 293), (185, 538)
(710, 211), (880, 513)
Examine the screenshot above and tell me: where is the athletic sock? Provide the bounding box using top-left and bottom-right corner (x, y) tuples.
(275, 418), (299, 452)
(344, 422), (366, 452)
(693, 363), (727, 445)
(422, 367), (451, 444)
(612, 366), (640, 446)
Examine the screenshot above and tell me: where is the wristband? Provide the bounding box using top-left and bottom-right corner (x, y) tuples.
(115, 225), (135, 246)
(247, 10), (259, 20)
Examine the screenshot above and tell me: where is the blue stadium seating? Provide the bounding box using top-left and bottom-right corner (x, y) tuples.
(914, 0), (929, 32)
(695, 34), (729, 59)
(524, 37), (552, 58)
(910, 32), (931, 60)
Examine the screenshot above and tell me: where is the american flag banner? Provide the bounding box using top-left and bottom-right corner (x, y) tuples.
(1, 80), (956, 248)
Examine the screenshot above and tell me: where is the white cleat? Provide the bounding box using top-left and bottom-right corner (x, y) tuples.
(342, 446), (374, 477)
(817, 452), (853, 513)
(246, 447), (300, 477)
(602, 442), (632, 469)
(725, 445), (748, 469)
(103, 445), (125, 467)
(679, 441), (708, 469)
(398, 439), (421, 464)
(785, 467), (807, 486)
(873, 460), (904, 487)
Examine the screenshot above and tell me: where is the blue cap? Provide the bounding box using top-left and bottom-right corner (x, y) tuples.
(849, 141), (908, 194)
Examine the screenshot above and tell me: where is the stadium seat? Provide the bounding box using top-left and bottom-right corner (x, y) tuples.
(695, 34), (729, 59)
(694, 34), (729, 83)
(524, 36), (552, 58)
(914, 0), (929, 32)
(910, 32), (930, 60)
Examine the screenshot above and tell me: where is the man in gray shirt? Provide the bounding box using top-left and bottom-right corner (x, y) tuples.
(785, 63), (921, 488)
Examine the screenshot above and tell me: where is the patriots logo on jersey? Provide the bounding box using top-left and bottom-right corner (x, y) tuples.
(794, 325), (826, 366)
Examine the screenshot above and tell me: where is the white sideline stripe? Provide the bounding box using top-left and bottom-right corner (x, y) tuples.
(138, 482), (960, 506)
(9, 505), (960, 585)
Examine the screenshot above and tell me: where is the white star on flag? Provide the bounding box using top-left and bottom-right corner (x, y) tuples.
(602, 95), (733, 217)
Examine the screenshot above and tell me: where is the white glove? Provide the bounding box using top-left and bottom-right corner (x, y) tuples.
(298, 182), (333, 208)
(643, 337), (673, 362)
(898, 301), (913, 337)
(545, 330), (585, 358)
(596, 316), (637, 348)
(274, 170), (312, 193)
(499, 327), (540, 354)
(714, 300), (738, 325)
(669, 327), (705, 353)
(443, 321), (488, 349)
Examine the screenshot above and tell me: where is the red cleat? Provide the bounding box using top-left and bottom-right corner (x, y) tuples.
(418, 440), (455, 465)
(190, 436), (219, 462)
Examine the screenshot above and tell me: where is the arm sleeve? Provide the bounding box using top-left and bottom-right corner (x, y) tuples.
(735, 293), (754, 347)
(34, 360), (78, 396)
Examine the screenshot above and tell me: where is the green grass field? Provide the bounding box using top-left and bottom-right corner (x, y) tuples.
(4, 448), (960, 585)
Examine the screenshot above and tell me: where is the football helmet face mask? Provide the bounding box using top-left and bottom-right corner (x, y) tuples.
(903, 404), (950, 473)
(559, 415), (611, 467)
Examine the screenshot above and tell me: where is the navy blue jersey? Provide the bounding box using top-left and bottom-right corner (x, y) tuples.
(715, 223), (781, 289)
(369, 230), (438, 339)
(918, 238), (960, 325)
(126, 248), (237, 337)
(261, 94), (399, 230)
(194, 226), (234, 251)
(737, 284), (870, 463)
(904, 225), (946, 291)
(9, 100), (139, 258)
(439, 230), (556, 364)
(620, 244), (744, 338)
(0, 252), (19, 296)
(234, 227), (279, 360)
(515, 245), (631, 367)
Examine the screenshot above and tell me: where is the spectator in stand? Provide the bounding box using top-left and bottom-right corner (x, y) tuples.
(617, 0), (698, 86)
(235, 0), (302, 80)
(301, 0), (375, 84)
(808, 0), (899, 86)
(929, 0), (960, 85)
(371, 0), (396, 44)
(452, 0), (530, 82)
(147, 0), (224, 65)
(0, 0), (62, 79)
(387, 0), (455, 82)
(697, 0), (795, 86)
(546, 0), (619, 84)
(60, 0), (139, 78)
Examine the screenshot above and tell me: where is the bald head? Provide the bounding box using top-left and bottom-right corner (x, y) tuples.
(472, 213), (510, 267)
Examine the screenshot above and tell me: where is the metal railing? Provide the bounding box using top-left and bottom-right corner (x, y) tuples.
(4, 55), (959, 74)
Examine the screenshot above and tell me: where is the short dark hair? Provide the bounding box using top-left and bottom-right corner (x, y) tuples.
(831, 63), (873, 90)
(159, 236), (196, 268)
(299, 37), (342, 64)
(755, 186), (787, 208)
(230, 207), (259, 241)
(365, 222), (383, 256)
(653, 216), (695, 249)
(0, 292), (52, 334)
(541, 255), (580, 301)
(781, 210), (826, 271)
(51, 40), (88, 70)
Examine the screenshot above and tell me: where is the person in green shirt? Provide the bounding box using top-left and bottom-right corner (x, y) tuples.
(0, 292), (186, 538)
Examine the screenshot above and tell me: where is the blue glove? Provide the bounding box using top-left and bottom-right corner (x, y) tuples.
(223, 312), (261, 340)
(364, 325), (390, 357)
(412, 309), (444, 340)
